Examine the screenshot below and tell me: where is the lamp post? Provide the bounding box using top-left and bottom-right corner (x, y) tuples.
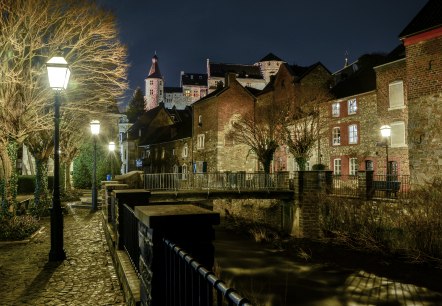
(380, 125), (391, 177)
(46, 55), (71, 262)
(90, 120), (100, 211)
(109, 141), (116, 179)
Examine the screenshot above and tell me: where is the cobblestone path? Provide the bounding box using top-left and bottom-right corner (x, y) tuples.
(0, 205), (125, 306)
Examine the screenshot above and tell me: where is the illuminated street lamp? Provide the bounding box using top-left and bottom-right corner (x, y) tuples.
(109, 141), (116, 179)
(47, 55), (71, 261)
(380, 125), (391, 176)
(90, 120), (100, 211)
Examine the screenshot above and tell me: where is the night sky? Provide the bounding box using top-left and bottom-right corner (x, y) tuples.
(97, 0), (427, 103)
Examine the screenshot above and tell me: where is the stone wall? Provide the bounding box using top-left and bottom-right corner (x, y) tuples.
(213, 198), (286, 230)
(406, 35), (442, 185)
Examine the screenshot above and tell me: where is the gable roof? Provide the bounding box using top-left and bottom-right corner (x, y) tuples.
(399, 0), (442, 38)
(258, 53), (284, 62)
(209, 62), (263, 79)
(139, 107), (192, 146)
(331, 53), (389, 98)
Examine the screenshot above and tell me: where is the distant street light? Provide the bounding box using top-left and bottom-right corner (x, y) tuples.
(47, 55), (71, 262)
(109, 141), (116, 179)
(380, 125), (391, 176)
(90, 120), (100, 211)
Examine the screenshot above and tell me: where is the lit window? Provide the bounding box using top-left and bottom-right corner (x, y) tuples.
(349, 158), (358, 175)
(185, 89), (191, 97)
(348, 124), (358, 144)
(332, 102), (340, 117)
(348, 98), (357, 115)
(332, 127), (341, 145)
(389, 81), (405, 109)
(390, 121), (406, 147)
(182, 144), (188, 157)
(197, 134), (205, 149)
(334, 159), (341, 175)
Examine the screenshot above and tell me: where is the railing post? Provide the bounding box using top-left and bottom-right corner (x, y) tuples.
(358, 170), (374, 200)
(135, 205), (220, 306)
(112, 189), (151, 250)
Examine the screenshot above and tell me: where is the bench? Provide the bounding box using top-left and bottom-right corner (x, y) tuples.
(373, 180), (401, 197)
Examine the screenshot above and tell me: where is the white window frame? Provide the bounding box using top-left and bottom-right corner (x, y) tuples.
(197, 134), (205, 149)
(181, 164), (188, 180)
(348, 98), (357, 115)
(182, 144), (188, 157)
(390, 121), (406, 148)
(388, 80), (405, 110)
(332, 102), (340, 117)
(348, 124), (358, 144)
(349, 158), (358, 176)
(334, 159), (342, 175)
(332, 127), (341, 145)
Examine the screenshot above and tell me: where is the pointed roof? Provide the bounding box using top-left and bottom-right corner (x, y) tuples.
(258, 53), (284, 62)
(399, 0), (442, 38)
(146, 54), (163, 79)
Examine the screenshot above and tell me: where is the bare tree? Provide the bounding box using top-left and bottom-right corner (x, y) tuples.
(0, 0), (128, 212)
(284, 85), (332, 170)
(230, 100), (284, 174)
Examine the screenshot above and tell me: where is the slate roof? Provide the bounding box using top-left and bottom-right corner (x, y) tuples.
(331, 53), (390, 98)
(146, 54), (162, 79)
(258, 53), (284, 62)
(399, 0), (442, 38)
(182, 73), (208, 86)
(138, 107), (192, 146)
(164, 86), (182, 93)
(209, 62), (263, 79)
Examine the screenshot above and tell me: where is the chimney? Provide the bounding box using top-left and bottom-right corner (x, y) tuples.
(225, 72), (236, 87)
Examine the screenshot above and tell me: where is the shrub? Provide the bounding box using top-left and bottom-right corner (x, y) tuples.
(312, 163), (327, 170)
(0, 215), (40, 241)
(319, 177), (442, 264)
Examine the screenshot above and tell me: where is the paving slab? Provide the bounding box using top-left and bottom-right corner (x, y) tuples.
(0, 204), (125, 306)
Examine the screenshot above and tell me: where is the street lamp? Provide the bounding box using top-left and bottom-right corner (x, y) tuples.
(46, 55), (71, 262)
(90, 120), (100, 211)
(380, 125), (391, 176)
(109, 141), (116, 179)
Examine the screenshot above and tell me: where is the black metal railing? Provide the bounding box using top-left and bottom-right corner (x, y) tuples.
(121, 204), (140, 272)
(330, 173), (410, 199)
(163, 239), (252, 306)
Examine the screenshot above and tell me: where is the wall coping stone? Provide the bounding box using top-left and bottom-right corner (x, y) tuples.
(135, 204), (220, 228)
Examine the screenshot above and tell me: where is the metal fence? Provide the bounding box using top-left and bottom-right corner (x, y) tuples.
(121, 204), (140, 273)
(329, 174), (410, 199)
(331, 175), (359, 197)
(144, 172), (291, 191)
(163, 239), (252, 306)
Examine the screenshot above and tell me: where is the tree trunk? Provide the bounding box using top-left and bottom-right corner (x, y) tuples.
(296, 156), (308, 171)
(34, 158), (50, 215)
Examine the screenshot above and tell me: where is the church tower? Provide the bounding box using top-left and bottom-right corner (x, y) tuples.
(144, 54), (164, 111)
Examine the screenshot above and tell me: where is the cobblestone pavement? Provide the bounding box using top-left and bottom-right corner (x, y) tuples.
(0, 204), (125, 306)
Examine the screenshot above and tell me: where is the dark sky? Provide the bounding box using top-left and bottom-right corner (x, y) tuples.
(98, 0), (427, 102)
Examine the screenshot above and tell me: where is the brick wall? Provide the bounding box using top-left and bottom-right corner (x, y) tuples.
(375, 59), (410, 176)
